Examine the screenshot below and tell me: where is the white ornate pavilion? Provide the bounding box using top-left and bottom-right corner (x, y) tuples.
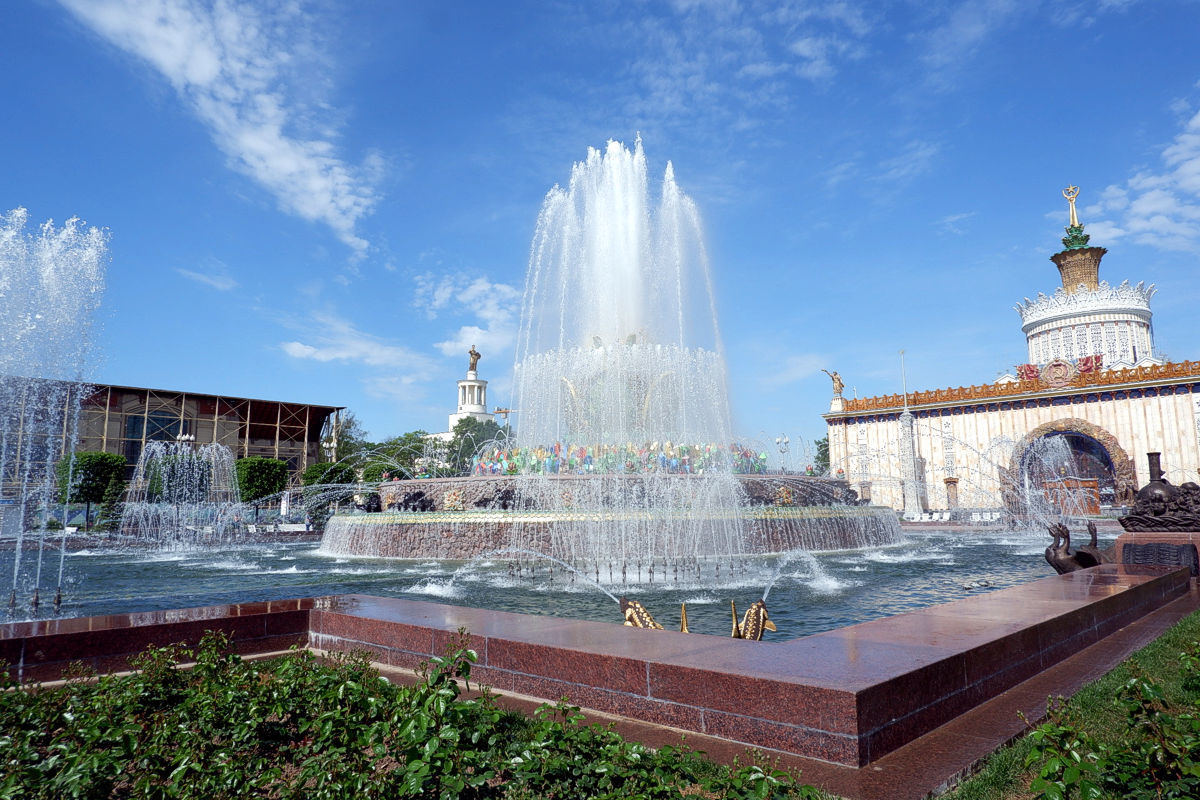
(824, 188), (1200, 517)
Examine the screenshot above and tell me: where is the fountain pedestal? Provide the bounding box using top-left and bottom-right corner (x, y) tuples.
(1114, 531), (1200, 576)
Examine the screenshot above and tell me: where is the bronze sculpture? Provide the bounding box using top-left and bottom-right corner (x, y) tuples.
(468, 345), (481, 372)
(821, 369), (844, 397)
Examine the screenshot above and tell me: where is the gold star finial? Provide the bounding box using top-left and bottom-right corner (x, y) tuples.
(1062, 185), (1080, 227)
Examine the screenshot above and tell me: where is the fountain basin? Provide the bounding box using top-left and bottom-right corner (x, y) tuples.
(321, 474), (900, 560)
(3, 564), (1188, 773)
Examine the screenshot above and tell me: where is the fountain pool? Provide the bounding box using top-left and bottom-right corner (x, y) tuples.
(2, 528), (1100, 637)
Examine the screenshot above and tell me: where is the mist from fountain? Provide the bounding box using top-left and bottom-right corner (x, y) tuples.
(119, 441), (245, 548)
(1, 208), (107, 613)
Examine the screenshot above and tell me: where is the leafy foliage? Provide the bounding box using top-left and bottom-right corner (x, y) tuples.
(235, 457), (289, 503)
(1024, 651), (1200, 800)
(447, 417), (509, 476)
(361, 430), (431, 482)
(813, 436), (829, 475)
(55, 451), (127, 530)
(146, 453), (212, 504)
(301, 460), (357, 488)
(300, 461), (358, 531)
(235, 457), (289, 522)
(95, 472), (126, 531)
(1, 632), (822, 799)
(327, 410), (372, 464)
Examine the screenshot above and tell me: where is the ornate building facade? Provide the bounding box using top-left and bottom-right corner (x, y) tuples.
(824, 189), (1200, 515)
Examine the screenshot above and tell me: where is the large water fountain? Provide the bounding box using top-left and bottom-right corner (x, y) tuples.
(0, 207), (107, 612)
(322, 140), (900, 574)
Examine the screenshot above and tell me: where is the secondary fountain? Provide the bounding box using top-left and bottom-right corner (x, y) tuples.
(322, 139), (900, 576)
(1, 208), (107, 614)
(119, 441), (244, 547)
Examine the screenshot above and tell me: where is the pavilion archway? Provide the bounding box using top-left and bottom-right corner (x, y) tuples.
(1002, 418), (1137, 511)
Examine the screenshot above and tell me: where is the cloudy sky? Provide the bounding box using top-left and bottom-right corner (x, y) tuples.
(5, 0), (1199, 464)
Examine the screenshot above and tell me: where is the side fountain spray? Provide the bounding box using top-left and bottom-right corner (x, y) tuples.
(1, 208), (108, 617)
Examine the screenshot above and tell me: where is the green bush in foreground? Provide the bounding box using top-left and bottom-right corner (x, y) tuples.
(0, 632), (820, 799)
(1024, 641), (1200, 800)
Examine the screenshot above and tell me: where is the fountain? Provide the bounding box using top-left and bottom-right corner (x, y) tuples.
(119, 440), (245, 547)
(322, 140), (900, 574)
(0, 208), (107, 613)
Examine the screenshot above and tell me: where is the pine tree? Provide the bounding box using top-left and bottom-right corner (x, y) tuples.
(96, 472), (127, 532)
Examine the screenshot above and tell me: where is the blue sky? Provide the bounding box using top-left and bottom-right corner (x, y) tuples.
(4, 0), (1200, 465)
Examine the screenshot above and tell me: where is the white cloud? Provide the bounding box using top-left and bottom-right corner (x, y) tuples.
(876, 140), (941, 183)
(936, 211), (975, 235)
(281, 312), (434, 372)
(918, 0), (1021, 71)
(763, 353), (827, 386)
(175, 265), (237, 290)
(60, 0), (379, 255)
(1083, 105), (1200, 252)
(414, 273), (522, 361)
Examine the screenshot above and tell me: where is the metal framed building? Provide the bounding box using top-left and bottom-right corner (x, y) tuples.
(2, 381), (342, 496)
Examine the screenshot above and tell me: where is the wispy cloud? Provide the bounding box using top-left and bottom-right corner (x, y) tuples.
(60, 0), (380, 255)
(280, 312), (436, 397)
(413, 273), (522, 361)
(762, 353), (827, 386)
(175, 260), (237, 290)
(936, 211), (975, 235)
(876, 140), (941, 183)
(917, 0), (1021, 73)
(1082, 101), (1200, 252)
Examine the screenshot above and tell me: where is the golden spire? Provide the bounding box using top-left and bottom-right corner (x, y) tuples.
(1062, 185), (1080, 227)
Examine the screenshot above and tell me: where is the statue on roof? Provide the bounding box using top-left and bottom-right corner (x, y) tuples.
(1063, 185), (1080, 227)
(468, 345), (481, 372)
(821, 369), (844, 397)
(1061, 185), (1091, 249)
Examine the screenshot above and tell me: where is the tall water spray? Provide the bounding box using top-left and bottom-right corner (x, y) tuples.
(0, 208), (108, 612)
(504, 139), (747, 568)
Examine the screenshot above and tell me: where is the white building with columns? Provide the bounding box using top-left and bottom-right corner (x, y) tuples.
(824, 190), (1200, 515)
(433, 345), (495, 442)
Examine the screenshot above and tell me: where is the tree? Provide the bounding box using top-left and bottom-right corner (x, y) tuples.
(814, 436), (830, 475)
(96, 472), (127, 532)
(147, 455), (211, 504)
(301, 460), (357, 488)
(325, 411), (372, 465)
(235, 457), (289, 522)
(56, 452), (127, 531)
(447, 417), (508, 475)
(301, 461), (357, 532)
(361, 430), (430, 481)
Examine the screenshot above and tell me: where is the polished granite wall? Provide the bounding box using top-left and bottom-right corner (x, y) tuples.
(1, 564), (1189, 770)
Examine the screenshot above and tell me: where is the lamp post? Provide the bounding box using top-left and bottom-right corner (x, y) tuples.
(775, 434), (790, 474)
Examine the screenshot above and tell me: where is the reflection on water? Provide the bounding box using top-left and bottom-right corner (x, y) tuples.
(2, 529), (1104, 639)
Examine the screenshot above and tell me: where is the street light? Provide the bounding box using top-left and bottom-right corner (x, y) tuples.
(775, 434), (790, 474)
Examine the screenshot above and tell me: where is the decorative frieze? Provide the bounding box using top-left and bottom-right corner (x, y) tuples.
(832, 361), (1200, 415)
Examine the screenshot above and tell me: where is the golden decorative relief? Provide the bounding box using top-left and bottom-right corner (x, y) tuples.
(836, 360), (1200, 414)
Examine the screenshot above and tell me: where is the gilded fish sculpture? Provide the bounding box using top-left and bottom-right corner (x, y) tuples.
(620, 597), (664, 629)
(730, 599), (777, 641)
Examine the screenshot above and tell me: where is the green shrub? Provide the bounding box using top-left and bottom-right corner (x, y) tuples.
(1025, 645), (1200, 800)
(0, 632), (822, 799)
